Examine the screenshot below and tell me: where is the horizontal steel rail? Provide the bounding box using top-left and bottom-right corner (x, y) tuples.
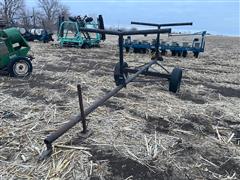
(124, 68), (171, 79)
(79, 27), (171, 35)
(131, 21), (193, 27)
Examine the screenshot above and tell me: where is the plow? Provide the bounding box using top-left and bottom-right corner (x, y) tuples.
(39, 26), (186, 160)
(123, 21), (206, 58)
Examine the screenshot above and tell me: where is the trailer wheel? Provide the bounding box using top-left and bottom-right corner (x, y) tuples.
(8, 57), (32, 77)
(114, 62), (128, 86)
(182, 51), (187, 57)
(169, 68), (182, 93)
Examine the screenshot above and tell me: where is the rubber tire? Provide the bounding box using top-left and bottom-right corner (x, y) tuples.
(177, 51), (182, 57)
(171, 50), (176, 56)
(126, 47), (130, 53)
(182, 51), (187, 57)
(194, 52), (199, 58)
(169, 68), (182, 93)
(114, 62), (128, 86)
(8, 57), (32, 77)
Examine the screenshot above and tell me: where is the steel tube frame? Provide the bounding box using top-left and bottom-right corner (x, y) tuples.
(43, 60), (158, 148)
(41, 28), (173, 159)
(124, 68), (171, 79)
(131, 21), (193, 27)
(78, 27), (171, 36)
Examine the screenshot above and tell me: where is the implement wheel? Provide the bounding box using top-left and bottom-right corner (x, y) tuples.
(8, 57), (32, 77)
(182, 51), (187, 57)
(114, 62), (128, 86)
(194, 52), (199, 58)
(171, 50), (176, 56)
(169, 68), (182, 93)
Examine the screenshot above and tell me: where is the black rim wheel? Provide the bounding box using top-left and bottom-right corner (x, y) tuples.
(8, 57), (32, 77)
(114, 62), (128, 86)
(169, 67), (182, 93)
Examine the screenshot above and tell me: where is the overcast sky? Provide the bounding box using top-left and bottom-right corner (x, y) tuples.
(26, 0), (239, 36)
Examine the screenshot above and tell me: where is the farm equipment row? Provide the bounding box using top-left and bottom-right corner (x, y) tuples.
(123, 21), (206, 58)
(57, 14), (105, 48)
(39, 24), (190, 159)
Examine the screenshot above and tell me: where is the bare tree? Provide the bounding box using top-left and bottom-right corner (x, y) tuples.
(37, 0), (69, 30)
(0, 0), (24, 25)
(18, 7), (32, 28)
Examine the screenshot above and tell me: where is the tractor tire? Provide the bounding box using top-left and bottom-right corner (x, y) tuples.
(8, 57), (32, 77)
(182, 51), (187, 57)
(114, 62), (128, 86)
(169, 67), (182, 93)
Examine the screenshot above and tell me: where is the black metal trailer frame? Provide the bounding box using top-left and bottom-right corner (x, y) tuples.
(40, 27), (184, 160)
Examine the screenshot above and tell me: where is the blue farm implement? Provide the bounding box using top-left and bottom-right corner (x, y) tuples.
(123, 21), (206, 58)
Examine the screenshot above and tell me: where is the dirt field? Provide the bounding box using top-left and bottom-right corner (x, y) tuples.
(0, 35), (240, 179)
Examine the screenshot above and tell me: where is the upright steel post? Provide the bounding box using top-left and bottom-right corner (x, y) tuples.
(118, 34), (125, 85)
(77, 84), (87, 133)
(154, 26), (161, 60)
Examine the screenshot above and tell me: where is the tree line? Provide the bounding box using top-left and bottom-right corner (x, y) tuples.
(0, 0), (69, 31)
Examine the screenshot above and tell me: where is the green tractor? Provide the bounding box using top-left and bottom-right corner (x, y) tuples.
(0, 27), (33, 77)
(58, 15), (105, 48)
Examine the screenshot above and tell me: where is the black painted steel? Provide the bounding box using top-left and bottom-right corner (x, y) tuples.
(44, 60), (157, 146)
(77, 84), (87, 133)
(124, 68), (171, 79)
(131, 21), (193, 27)
(78, 28), (171, 36)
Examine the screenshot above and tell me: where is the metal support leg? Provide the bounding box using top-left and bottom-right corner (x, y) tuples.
(152, 26), (163, 61)
(118, 34), (126, 86)
(77, 84), (87, 133)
